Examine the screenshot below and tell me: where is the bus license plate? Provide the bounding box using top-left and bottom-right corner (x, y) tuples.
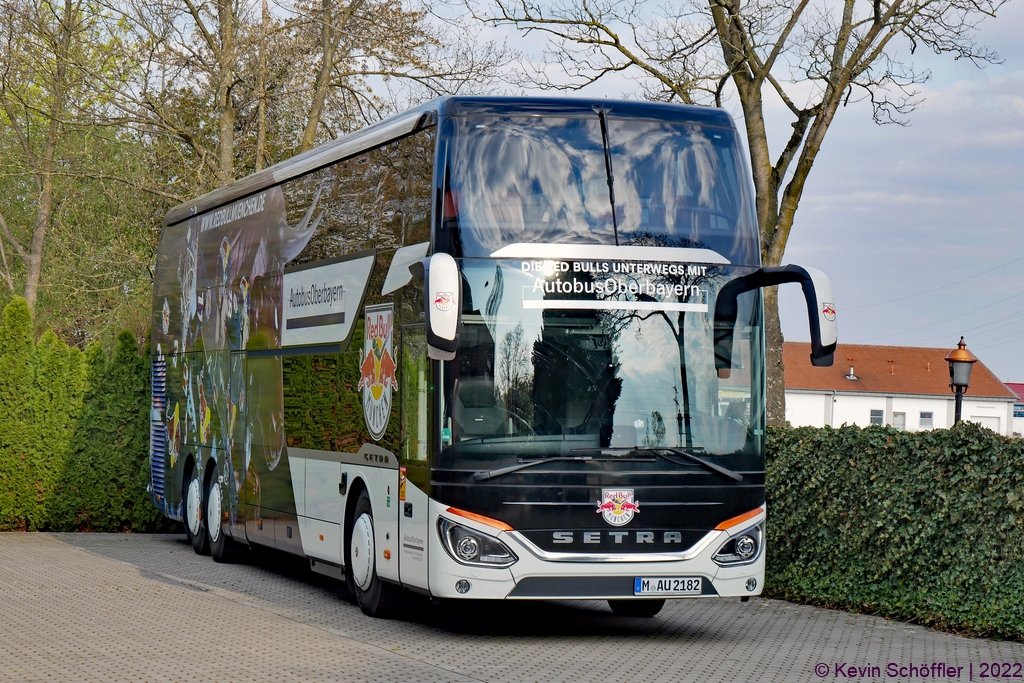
(634, 577), (702, 596)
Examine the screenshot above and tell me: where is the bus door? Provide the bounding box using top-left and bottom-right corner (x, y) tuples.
(399, 323), (431, 590)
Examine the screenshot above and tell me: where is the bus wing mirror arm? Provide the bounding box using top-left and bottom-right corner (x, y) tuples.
(424, 253), (461, 361)
(714, 265), (837, 373)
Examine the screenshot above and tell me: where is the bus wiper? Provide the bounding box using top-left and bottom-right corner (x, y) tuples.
(593, 106), (619, 245)
(471, 456), (594, 482)
(572, 446), (743, 483)
(657, 448), (743, 483)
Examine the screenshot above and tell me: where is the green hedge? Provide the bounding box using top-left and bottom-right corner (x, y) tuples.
(0, 297), (172, 532)
(766, 423), (1024, 639)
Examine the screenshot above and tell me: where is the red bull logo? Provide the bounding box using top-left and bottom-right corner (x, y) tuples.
(597, 489), (640, 526)
(433, 291), (454, 312)
(359, 304), (396, 441)
(822, 302), (836, 322)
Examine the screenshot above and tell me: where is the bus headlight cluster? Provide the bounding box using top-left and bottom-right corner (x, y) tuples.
(438, 518), (518, 568)
(713, 524), (763, 566)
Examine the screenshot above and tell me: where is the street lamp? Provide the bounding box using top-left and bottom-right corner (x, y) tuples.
(945, 337), (977, 425)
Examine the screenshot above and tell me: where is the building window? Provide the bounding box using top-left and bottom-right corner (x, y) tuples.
(920, 412), (933, 428)
(1014, 404), (1024, 419)
(869, 409), (884, 426)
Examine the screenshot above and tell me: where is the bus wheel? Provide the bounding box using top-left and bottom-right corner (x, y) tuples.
(348, 490), (399, 617)
(206, 477), (238, 563)
(608, 599), (665, 617)
(185, 467), (209, 555)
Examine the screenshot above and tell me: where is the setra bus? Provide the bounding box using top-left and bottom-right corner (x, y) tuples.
(149, 96), (837, 617)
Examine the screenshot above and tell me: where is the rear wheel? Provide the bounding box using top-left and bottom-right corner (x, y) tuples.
(184, 467), (209, 555)
(348, 490), (400, 617)
(207, 476), (239, 562)
(608, 599), (665, 617)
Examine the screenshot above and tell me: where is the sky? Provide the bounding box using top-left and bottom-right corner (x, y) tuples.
(476, 1), (1024, 382)
(772, 2), (1024, 383)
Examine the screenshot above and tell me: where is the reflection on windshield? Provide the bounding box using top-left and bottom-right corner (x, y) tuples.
(440, 259), (763, 466)
(442, 116), (613, 256)
(439, 116), (758, 265)
(609, 120), (756, 263)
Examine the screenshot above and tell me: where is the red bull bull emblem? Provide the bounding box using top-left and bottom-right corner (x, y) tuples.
(822, 302), (836, 322)
(433, 291), (454, 312)
(597, 489), (640, 526)
(359, 304), (397, 441)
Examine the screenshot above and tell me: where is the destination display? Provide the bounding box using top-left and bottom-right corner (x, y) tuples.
(518, 259), (710, 313)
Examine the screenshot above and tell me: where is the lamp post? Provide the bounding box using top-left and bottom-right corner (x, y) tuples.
(945, 337), (977, 425)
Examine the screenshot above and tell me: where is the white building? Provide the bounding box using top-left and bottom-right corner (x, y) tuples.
(784, 342), (1017, 435)
(1004, 382), (1024, 436)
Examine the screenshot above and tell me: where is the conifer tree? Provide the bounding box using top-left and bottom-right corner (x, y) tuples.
(31, 331), (76, 529)
(0, 297), (37, 529)
(50, 341), (107, 530)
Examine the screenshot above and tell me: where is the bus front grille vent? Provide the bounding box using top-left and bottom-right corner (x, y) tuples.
(150, 358), (168, 499)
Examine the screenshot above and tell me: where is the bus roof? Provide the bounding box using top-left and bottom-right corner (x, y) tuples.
(162, 96), (735, 228)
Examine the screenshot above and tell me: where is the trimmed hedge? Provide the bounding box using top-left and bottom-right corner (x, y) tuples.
(766, 423), (1024, 640)
(0, 297), (171, 532)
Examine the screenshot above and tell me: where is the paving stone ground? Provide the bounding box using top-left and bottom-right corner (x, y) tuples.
(1, 533), (1021, 682)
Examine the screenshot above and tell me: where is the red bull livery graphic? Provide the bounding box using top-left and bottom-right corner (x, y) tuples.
(433, 291), (454, 311)
(597, 489), (640, 526)
(359, 304), (397, 441)
(822, 302), (836, 322)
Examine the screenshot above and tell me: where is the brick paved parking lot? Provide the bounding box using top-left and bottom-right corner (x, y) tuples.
(1, 533), (1022, 682)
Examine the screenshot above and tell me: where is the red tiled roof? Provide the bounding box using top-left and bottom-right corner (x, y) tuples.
(1005, 383), (1024, 402)
(784, 342), (1016, 399)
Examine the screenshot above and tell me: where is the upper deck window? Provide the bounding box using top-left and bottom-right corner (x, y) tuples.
(440, 114), (759, 265)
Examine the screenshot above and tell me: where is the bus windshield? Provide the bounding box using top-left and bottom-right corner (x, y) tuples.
(439, 258), (764, 471)
(439, 115), (759, 265)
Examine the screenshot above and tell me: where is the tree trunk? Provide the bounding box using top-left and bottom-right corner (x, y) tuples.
(23, 172), (53, 312)
(763, 286), (786, 426)
(255, 0), (268, 171)
(216, 0), (236, 184)
(23, 0), (72, 314)
(300, 0), (339, 153)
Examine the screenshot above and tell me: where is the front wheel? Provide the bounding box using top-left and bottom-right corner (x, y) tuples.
(184, 468), (209, 555)
(348, 490), (400, 617)
(608, 599), (665, 617)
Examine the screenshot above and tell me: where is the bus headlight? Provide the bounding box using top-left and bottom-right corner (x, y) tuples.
(713, 524), (763, 566)
(438, 518), (518, 568)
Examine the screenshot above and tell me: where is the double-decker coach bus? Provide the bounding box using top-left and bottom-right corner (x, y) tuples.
(149, 96), (837, 617)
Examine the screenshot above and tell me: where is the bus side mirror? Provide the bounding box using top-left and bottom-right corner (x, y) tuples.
(714, 265), (836, 374)
(422, 252), (461, 360)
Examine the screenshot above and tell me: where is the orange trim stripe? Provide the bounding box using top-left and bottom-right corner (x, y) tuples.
(715, 506), (764, 531)
(446, 507), (514, 531)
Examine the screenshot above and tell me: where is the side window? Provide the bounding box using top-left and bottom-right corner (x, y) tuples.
(403, 127), (435, 246)
(401, 325), (431, 491)
(286, 126), (436, 267)
(869, 409), (884, 426)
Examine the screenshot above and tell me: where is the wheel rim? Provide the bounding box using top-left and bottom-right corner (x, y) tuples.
(350, 512), (375, 591)
(186, 477), (202, 537)
(206, 481), (222, 543)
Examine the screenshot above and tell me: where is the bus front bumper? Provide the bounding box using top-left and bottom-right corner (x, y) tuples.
(427, 502), (765, 601)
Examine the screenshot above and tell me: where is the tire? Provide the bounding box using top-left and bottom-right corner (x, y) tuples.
(348, 490), (400, 617)
(184, 466), (209, 556)
(207, 475), (239, 563)
(608, 599), (665, 617)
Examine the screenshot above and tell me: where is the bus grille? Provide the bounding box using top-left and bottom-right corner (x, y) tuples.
(150, 358), (167, 499)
